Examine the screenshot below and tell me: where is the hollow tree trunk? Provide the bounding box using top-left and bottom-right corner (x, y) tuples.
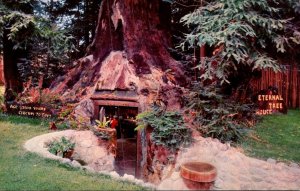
(51, 0), (188, 111)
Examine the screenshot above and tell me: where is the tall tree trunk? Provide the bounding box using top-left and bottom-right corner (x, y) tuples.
(2, 1), (34, 101)
(0, 56), (4, 85)
(3, 28), (23, 101)
(83, 0), (90, 47)
(51, 0), (188, 110)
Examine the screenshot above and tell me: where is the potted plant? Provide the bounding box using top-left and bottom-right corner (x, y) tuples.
(92, 119), (117, 156)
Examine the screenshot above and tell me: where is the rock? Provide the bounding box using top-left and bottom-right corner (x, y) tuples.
(89, 146), (106, 158)
(71, 160), (82, 168)
(214, 179), (224, 189)
(170, 172), (180, 181)
(161, 164), (174, 180)
(157, 179), (173, 190)
(60, 158), (71, 164)
(143, 183), (156, 189)
(289, 163), (299, 168)
(174, 165), (180, 172)
(133, 179), (144, 185)
(249, 167), (267, 177)
(276, 162), (290, 171)
(193, 136), (204, 142)
(251, 176), (264, 182)
(239, 176), (251, 182)
(218, 143), (229, 151)
(80, 139), (93, 147)
(83, 166), (96, 173)
(240, 183), (253, 190)
(123, 174), (135, 182)
(109, 171), (120, 179)
(73, 98), (94, 121)
(267, 158), (277, 164)
(91, 155), (114, 172)
(72, 131), (109, 168)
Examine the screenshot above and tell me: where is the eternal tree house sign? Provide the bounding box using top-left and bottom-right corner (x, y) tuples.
(255, 87), (287, 115)
(6, 103), (53, 118)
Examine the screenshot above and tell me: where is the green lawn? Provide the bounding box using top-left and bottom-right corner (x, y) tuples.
(242, 110), (300, 163)
(0, 115), (147, 190)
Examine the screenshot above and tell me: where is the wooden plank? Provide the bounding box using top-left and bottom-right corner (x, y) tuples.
(93, 100), (139, 108)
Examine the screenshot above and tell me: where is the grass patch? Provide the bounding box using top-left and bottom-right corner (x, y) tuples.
(0, 86), (4, 107)
(0, 116), (147, 190)
(241, 110), (300, 163)
(0, 85), (4, 95)
(0, 114), (49, 126)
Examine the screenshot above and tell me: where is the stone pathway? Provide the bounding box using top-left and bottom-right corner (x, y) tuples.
(158, 136), (300, 190)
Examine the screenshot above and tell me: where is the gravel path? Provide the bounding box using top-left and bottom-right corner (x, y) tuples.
(158, 136), (300, 190)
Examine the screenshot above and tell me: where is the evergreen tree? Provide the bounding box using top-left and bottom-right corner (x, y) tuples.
(0, 0), (75, 100)
(45, 0), (101, 59)
(169, 0), (300, 84)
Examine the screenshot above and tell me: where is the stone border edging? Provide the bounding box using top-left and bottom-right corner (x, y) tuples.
(23, 130), (155, 190)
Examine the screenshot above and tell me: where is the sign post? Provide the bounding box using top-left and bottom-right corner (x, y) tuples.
(6, 103), (53, 118)
(255, 87), (287, 115)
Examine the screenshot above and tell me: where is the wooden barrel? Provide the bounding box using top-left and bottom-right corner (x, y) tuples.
(180, 162), (217, 190)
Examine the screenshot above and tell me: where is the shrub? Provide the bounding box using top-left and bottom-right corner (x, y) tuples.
(185, 83), (255, 143)
(91, 127), (111, 141)
(55, 122), (70, 130)
(136, 104), (192, 152)
(16, 87), (60, 106)
(47, 137), (75, 157)
(58, 105), (74, 119)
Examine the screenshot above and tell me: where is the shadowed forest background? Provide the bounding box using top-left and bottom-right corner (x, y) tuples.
(0, 0), (300, 142)
(0, 1), (300, 189)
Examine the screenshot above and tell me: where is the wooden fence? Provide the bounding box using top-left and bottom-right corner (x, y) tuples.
(251, 65), (300, 109)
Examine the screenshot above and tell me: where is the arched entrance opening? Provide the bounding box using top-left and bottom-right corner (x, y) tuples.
(91, 90), (140, 177)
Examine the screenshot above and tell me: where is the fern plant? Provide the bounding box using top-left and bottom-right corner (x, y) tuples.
(136, 104), (192, 152)
(185, 83), (254, 143)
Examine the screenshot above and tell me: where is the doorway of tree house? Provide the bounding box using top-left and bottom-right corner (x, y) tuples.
(99, 105), (138, 176)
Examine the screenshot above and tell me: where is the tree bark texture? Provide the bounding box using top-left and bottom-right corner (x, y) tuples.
(0, 56), (4, 85)
(51, 0), (188, 111)
(3, 28), (24, 101)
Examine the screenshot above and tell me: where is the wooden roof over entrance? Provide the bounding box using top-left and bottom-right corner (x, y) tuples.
(91, 90), (138, 101)
(91, 90), (139, 108)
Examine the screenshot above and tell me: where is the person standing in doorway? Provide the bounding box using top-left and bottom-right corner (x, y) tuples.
(110, 115), (119, 129)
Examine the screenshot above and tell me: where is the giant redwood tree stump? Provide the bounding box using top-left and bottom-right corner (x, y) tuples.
(51, 0), (188, 119)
